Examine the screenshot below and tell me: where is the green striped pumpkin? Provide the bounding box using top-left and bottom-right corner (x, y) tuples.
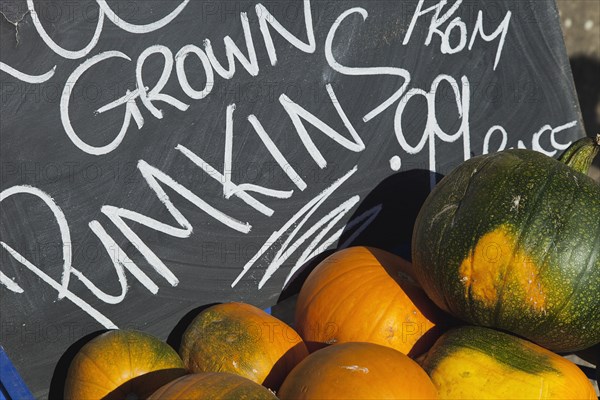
(412, 136), (600, 352)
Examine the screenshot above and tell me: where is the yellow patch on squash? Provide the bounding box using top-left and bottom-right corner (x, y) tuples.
(459, 226), (546, 312)
(428, 347), (596, 400)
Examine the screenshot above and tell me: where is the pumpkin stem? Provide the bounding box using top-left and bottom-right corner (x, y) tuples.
(558, 135), (600, 175)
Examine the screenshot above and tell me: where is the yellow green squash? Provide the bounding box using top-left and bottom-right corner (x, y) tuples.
(64, 330), (186, 400)
(412, 136), (600, 352)
(179, 302), (308, 391)
(418, 326), (596, 399)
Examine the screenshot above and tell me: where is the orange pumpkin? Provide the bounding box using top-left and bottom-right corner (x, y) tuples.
(295, 246), (446, 355)
(149, 372), (278, 399)
(64, 330), (186, 400)
(278, 341), (439, 399)
(179, 302), (308, 391)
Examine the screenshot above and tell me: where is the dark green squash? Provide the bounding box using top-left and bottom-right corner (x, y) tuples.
(412, 136), (600, 352)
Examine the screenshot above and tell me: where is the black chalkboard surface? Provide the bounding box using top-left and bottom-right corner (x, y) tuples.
(0, 0), (584, 397)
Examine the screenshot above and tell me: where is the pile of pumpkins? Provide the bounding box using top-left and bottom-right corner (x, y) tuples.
(64, 136), (599, 399)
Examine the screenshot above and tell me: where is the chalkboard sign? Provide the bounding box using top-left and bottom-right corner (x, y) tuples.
(0, 0), (584, 397)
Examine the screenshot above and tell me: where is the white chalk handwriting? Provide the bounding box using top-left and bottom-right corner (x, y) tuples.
(0, 0), (580, 329)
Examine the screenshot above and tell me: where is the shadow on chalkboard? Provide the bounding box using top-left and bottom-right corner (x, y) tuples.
(48, 329), (109, 400)
(570, 56), (600, 138)
(277, 169), (442, 303)
(166, 303), (219, 352)
(339, 169), (444, 260)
